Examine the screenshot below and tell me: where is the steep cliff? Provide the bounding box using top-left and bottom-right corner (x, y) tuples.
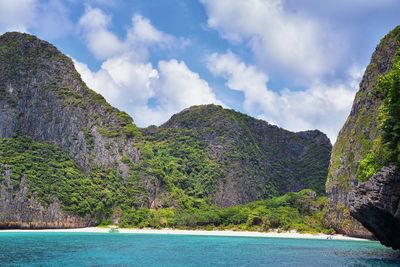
(0, 32), (143, 227)
(0, 32), (332, 228)
(0, 32), (141, 174)
(326, 26), (400, 240)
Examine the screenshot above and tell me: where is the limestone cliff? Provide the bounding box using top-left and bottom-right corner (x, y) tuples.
(0, 32), (141, 175)
(326, 26), (400, 240)
(0, 32), (141, 228)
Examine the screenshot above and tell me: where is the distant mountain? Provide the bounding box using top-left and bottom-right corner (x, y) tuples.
(325, 26), (400, 249)
(0, 32), (331, 228)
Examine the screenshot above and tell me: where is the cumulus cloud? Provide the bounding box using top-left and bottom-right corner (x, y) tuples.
(156, 60), (220, 113)
(78, 6), (183, 61)
(75, 57), (219, 126)
(78, 7), (127, 60)
(73, 55), (158, 105)
(201, 0), (346, 81)
(207, 51), (362, 141)
(127, 14), (174, 46)
(75, 7), (219, 126)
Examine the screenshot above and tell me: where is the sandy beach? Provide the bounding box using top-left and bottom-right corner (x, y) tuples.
(0, 227), (369, 241)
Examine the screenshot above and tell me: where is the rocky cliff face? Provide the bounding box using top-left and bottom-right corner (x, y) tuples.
(156, 105), (332, 207)
(349, 166), (400, 249)
(0, 32), (332, 228)
(0, 32), (140, 175)
(326, 26), (400, 239)
(0, 32), (141, 228)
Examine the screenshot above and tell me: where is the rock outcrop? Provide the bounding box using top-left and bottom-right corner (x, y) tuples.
(349, 166), (400, 249)
(325, 26), (400, 239)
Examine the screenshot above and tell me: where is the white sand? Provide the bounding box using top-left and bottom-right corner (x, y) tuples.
(0, 227), (368, 241)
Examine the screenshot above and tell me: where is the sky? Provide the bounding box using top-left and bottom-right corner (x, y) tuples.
(0, 0), (399, 142)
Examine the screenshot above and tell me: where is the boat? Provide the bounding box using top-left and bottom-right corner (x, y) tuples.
(108, 226), (120, 233)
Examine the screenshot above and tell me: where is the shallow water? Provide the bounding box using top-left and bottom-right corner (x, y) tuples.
(0, 232), (399, 266)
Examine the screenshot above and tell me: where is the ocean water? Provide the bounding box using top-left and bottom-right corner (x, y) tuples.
(0, 232), (399, 266)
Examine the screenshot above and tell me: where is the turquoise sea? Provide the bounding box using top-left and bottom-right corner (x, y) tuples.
(0, 232), (399, 266)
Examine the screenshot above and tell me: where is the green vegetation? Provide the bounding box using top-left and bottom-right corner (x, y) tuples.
(118, 189), (331, 234)
(0, 137), (90, 210)
(125, 129), (224, 211)
(0, 104), (327, 220)
(357, 152), (381, 182)
(357, 49), (400, 181)
(377, 51), (400, 165)
(0, 137), (140, 221)
(0, 136), (220, 222)
(156, 105), (330, 197)
(0, 137), (331, 233)
(59, 87), (84, 107)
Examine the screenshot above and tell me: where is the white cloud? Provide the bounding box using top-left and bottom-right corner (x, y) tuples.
(73, 54), (158, 104)
(75, 57), (219, 126)
(207, 51), (362, 141)
(156, 59), (220, 113)
(75, 7), (219, 126)
(78, 7), (182, 61)
(127, 14), (173, 46)
(101, 54), (158, 103)
(78, 7), (126, 59)
(201, 0), (346, 81)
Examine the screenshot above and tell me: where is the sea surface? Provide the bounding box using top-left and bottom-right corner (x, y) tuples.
(0, 232), (399, 266)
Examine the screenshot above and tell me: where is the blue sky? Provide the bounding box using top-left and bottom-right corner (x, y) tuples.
(1, 0), (399, 141)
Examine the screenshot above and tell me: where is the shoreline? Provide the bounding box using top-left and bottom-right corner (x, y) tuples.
(0, 227), (369, 241)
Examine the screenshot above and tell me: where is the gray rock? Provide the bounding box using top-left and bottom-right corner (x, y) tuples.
(349, 166), (400, 249)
